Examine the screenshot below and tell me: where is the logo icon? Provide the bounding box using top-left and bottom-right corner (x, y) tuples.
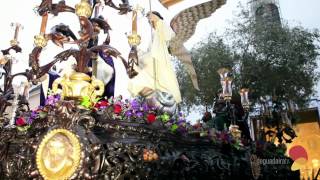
(288, 145), (308, 171)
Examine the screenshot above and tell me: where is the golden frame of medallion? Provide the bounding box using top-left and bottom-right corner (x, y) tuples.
(36, 129), (81, 180)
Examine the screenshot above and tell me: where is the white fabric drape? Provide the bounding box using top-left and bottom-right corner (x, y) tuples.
(128, 20), (181, 103)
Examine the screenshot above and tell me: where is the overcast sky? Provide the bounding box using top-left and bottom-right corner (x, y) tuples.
(0, 0), (320, 120)
(1, 0), (319, 72)
(1, 0), (319, 62)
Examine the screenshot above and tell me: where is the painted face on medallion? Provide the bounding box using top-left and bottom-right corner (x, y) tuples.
(42, 133), (74, 173)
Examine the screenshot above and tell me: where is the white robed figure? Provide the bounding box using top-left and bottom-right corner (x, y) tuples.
(128, 11), (182, 103)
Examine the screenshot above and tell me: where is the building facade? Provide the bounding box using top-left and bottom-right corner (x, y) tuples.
(251, 0), (281, 25)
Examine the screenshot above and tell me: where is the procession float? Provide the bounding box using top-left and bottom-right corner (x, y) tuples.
(0, 0), (300, 179)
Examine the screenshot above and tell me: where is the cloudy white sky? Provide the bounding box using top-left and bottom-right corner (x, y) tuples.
(0, 0), (320, 120)
(1, 0), (319, 65)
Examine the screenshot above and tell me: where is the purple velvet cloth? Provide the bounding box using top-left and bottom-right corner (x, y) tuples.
(40, 71), (60, 106)
(99, 52), (115, 98)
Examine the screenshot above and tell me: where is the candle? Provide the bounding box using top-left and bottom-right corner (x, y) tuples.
(22, 82), (30, 100)
(9, 83), (24, 126)
(14, 24), (21, 41)
(40, 12), (48, 35)
(132, 10), (137, 34)
(221, 77), (233, 101)
(10, 23), (22, 46)
(94, 2), (103, 18)
(239, 88), (250, 110)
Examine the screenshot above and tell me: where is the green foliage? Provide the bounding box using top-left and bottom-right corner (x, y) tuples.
(81, 96), (92, 108)
(170, 124), (178, 133)
(80, 96), (100, 109)
(177, 6), (320, 110)
(177, 35), (236, 110)
(230, 8), (320, 106)
(160, 113), (170, 123)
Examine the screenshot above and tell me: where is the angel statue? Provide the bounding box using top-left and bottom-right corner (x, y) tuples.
(128, 11), (182, 104)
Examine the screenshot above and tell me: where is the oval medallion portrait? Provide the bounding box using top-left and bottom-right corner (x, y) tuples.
(36, 129), (81, 180)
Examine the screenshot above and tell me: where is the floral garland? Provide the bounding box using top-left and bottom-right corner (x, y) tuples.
(14, 93), (249, 150)
(92, 96), (193, 135)
(15, 91), (60, 131)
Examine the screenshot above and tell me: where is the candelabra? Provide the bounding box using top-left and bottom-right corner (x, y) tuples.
(208, 68), (252, 140)
(254, 97), (297, 144)
(0, 23), (31, 127)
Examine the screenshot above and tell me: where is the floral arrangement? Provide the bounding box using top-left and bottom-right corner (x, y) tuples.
(13, 93), (249, 150)
(15, 91), (60, 131)
(101, 97), (249, 150)
(91, 96), (192, 135)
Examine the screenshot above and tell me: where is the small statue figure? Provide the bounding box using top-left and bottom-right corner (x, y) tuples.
(212, 100), (229, 131)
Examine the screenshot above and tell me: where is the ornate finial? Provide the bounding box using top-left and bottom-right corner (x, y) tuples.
(34, 13), (49, 47)
(128, 34), (141, 46)
(75, 0), (92, 18)
(34, 34), (48, 48)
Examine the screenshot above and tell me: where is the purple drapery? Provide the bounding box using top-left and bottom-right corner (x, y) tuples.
(40, 71), (60, 106)
(99, 52), (115, 98)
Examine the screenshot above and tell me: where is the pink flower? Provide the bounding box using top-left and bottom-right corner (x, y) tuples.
(16, 117), (27, 126)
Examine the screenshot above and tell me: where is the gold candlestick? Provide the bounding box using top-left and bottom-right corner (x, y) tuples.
(127, 5), (144, 46)
(10, 23), (22, 46)
(34, 12), (49, 47)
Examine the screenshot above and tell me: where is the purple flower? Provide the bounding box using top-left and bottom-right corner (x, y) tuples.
(136, 112), (144, 118)
(54, 94), (61, 100)
(142, 103), (150, 112)
(131, 99), (140, 111)
(45, 97), (54, 105)
(27, 117), (33, 124)
(31, 111), (38, 118)
(27, 110), (38, 124)
(45, 94), (61, 106)
(177, 126), (188, 134)
(177, 119), (186, 126)
(125, 110), (133, 117)
(178, 116), (186, 122)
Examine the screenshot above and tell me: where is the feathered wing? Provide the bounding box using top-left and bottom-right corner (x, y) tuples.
(169, 0), (227, 90)
(173, 46), (200, 90)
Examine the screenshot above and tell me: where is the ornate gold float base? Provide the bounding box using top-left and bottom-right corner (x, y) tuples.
(52, 72), (104, 101)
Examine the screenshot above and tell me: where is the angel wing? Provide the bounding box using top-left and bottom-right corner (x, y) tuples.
(169, 0), (227, 90)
